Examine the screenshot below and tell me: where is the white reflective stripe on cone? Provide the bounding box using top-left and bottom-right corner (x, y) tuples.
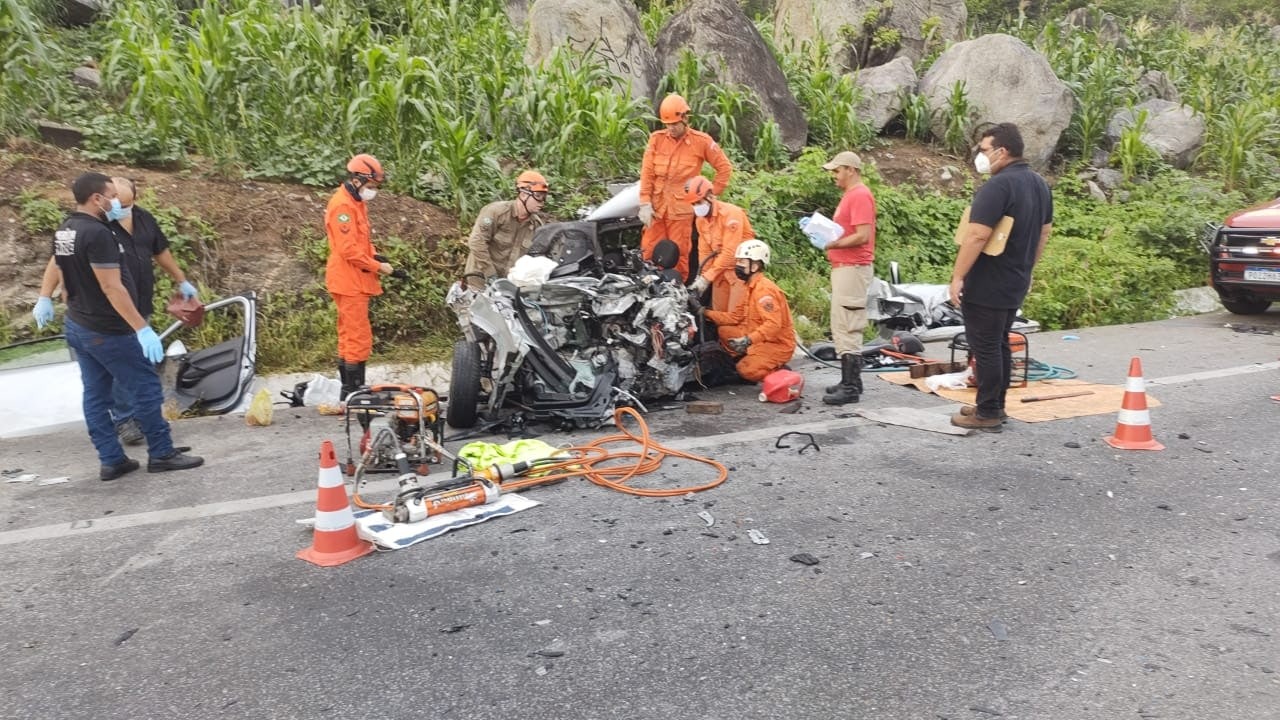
(313, 508), (355, 532)
(317, 468), (344, 489)
(1125, 377), (1146, 392)
(1116, 408), (1151, 425)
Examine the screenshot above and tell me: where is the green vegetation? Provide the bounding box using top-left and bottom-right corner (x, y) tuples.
(1, 0), (1277, 368)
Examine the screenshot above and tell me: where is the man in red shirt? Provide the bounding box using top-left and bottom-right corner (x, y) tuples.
(820, 151), (877, 405)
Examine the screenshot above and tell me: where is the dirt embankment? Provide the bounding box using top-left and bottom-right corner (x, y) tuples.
(0, 140), (460, 319)
(0, 137), (978, 328)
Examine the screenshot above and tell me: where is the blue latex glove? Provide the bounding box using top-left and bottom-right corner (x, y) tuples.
(178, 280), (199, 300)
(728, 336), (751, 354)
(33, 296), (54, 328)
(136, 326), (164, 363)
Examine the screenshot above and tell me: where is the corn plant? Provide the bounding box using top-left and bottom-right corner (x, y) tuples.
(640, 0), (687, 45)
(1206, 99), (1278, 192)
(1112, 108), (1162, 181)
(1065, 50), (1133, 160)
(899, 91), (931, 141)
(751, 120), (788, 171)
(0, 0), (58, 135)
(940, 81), (972, 155)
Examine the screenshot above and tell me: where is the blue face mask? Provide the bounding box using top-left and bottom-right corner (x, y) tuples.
(103, 197), (127, 222)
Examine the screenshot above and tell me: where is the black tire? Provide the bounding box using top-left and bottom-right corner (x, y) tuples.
(447, 340), (481, 428)
(1221, 295), (1272, 315)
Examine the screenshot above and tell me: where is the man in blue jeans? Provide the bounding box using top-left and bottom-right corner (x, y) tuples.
(948, 123), (1053, 433)
(35, 176), (200, 446)
(53, 172), (203, 480)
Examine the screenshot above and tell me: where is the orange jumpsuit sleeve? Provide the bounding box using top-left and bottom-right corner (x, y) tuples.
(704, 136), (733, 196)
(639, 132), (659, 206)
(705, 290), (749, 328)
(328, 200), (380, 274)
(747, 288), (787, 347)
(702, 209), (746, 284)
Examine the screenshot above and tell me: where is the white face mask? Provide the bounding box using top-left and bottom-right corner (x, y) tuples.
(974, 150), (993, 175)
(359, 187), (378, 201)
(692, 201), (711, 217)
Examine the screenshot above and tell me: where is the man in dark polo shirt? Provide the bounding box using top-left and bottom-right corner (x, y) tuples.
(948, 123), (1053, 432)
(54, 172), (203, 480)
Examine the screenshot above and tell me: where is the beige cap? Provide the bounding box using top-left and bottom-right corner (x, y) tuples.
(822, 151), (863, 171)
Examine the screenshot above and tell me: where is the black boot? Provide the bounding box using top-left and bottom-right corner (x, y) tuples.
(825, 353), (863, 393)
(823, 353), (854, 395)
(822, 354), (862, 405)
(339, 359), (359, 401)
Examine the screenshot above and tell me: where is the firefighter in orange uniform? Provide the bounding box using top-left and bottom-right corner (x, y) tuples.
(325, 153), (395, 399)
(696, 240), (796, 382)
(682, 175), (754, 315)
(638, 93), (733, 281)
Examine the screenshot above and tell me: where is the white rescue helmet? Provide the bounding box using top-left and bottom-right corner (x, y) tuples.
(735, 239), (771, 266)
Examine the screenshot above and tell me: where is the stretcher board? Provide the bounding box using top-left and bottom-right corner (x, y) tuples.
(877, 375), (1160, 423)
(353, 494), (541, 549)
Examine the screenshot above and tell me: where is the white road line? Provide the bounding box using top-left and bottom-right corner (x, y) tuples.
(0, 416), (874, 546)
(1147, 360), (1280, 386)
(7, 359), (1277, 546)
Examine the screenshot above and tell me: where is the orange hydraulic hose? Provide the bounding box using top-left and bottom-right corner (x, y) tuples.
(353, 406), (728, 511)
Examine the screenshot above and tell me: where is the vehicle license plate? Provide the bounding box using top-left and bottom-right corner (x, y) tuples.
(1243, 267), (1280, 282)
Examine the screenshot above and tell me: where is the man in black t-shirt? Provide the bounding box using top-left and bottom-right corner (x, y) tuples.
(35, 177), (201, 446)
(948, 123), (1054, 432)
(53, 172), (204, 481)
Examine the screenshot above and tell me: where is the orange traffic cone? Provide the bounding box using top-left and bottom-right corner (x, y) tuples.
(1104, 357), (1164, 451)
(298, 440), (375, 566)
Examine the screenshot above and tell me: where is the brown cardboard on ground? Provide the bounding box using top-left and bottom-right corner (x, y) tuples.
(877, 374), (1160, 422)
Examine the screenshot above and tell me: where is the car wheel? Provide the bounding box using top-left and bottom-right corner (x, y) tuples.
(447, 340), (481, 429)
(1220, 295), (1272, 315)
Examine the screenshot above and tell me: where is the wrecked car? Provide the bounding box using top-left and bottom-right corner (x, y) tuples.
(444, 185), (705, 430)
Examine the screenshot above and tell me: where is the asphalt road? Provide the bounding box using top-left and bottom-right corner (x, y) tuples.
(2, 310), (1278, 720)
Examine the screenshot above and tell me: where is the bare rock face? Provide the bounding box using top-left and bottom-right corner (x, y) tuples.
(918, 34), (1072, 168)
(70, 65), (101, 90)
(524, 0), (660, 101)
(505, 0), (532, 30)
(853, 56), (918, 132)
(655, 0), (807, 153)
(54, 0), (102, 27)
(773, 0), (966, 68)
(1136, 69), (1180, 104)
(1106, 99), (1205, 170)
(1062, 7), (1128, 49)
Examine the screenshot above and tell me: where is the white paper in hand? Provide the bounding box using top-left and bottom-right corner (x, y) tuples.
(799, 211), (843, 250)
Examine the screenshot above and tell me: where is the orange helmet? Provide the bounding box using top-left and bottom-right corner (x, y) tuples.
(516, 170), (549, 192)
(659, 94), (691, 124)
(347, 154), (385, 182)
(681, 176), (714, 204)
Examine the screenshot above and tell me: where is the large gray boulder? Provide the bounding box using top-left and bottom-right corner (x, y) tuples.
(525, 0), (660, 101)
(853, 56), (918, 132)
(1135, 69), (1180, 104)
(655, 0), (807, 153)
(918, 34), (1072, 168)
(1106, 99), (1205, 170)
(773, 0), (966, 67)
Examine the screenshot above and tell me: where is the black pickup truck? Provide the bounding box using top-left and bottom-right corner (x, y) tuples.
(1205, 196), (1280, 314)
